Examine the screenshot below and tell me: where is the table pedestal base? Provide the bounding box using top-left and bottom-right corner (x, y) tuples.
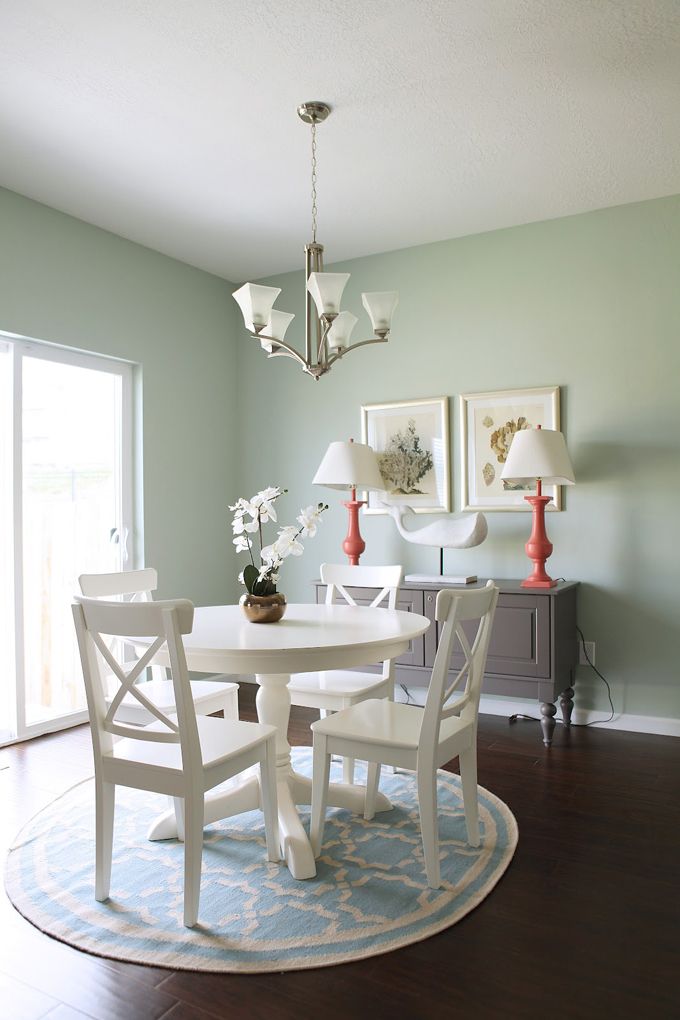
(146, 671), (392, 879)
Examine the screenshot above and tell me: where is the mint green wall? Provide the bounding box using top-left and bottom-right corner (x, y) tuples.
(235, 195), (680, 721)
(2, 185), (677, 722)
(0, 187), (238, 605)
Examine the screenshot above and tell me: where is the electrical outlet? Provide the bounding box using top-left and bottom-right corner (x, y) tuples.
(578, 640), (596, 666)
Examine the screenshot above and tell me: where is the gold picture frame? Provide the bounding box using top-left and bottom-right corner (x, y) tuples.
(460, 386), (562, 511)
(361, 396), (451, 515)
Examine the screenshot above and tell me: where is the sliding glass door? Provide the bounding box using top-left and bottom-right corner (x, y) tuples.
(0, 334), (133, 743)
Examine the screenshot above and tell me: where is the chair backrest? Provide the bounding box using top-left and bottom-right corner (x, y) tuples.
(72, 596), (200, 766)
(320, 563), (403, 610)
(419, 581), (499, 756)
(78, 568), (162, 682)
(78, 567), (158, 601)
(320, 563), (404, 681)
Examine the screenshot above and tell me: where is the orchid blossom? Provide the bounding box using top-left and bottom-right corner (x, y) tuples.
(229, 487), (328, 596)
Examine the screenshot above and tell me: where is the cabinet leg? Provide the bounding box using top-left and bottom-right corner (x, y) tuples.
(540, 702), (557, 747)
(559, 686), (575, 727)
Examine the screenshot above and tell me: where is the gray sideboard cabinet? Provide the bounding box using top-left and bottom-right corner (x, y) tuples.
(313, 578), (579, 747)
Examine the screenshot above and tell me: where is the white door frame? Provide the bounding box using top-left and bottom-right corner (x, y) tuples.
(2, 331), (135, 743)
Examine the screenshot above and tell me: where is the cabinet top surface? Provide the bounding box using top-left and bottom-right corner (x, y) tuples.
(314, 578), (579, 595)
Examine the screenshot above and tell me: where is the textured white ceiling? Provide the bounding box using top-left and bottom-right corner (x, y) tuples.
(1, 1), (679, 282)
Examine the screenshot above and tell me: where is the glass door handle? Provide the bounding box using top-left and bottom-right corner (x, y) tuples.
(110, 527), (130, 563)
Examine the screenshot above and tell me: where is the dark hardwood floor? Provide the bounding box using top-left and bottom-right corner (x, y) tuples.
(1, 686), (678, 1020)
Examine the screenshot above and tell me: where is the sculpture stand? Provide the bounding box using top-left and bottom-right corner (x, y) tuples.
(405, 547), (477, 585)
(405, 573), (477, 584)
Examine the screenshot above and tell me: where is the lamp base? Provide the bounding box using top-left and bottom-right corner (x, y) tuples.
(521, 493), (557, 588)
(521, 577), (557, 589)
(342, 496), (367, 566)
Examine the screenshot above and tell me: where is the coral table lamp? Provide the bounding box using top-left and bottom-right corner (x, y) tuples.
(500, 426), (575, 588)
(313, 439), (384, 565)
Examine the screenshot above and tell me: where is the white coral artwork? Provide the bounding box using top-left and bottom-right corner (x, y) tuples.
(378, 419), (434, 495)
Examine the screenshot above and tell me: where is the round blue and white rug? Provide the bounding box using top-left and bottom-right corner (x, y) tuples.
(5, 748), (517, 972)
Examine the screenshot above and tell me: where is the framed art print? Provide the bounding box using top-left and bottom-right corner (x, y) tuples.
(460, 386), (562, 511)
(361, 397), (450, 514)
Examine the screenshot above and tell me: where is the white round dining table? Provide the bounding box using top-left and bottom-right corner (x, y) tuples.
(147, 602), (430, 880)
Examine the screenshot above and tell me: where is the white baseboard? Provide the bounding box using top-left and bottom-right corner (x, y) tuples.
(479, 697), (680, 737)
(394, 687), (680, 738)
(235, 673), (680, 739)
(567, 708), (680, 737)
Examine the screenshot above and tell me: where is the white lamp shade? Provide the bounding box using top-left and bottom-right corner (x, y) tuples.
(260, 309), (295, 352)
(326, 311), (358, 352)
(306, 272), (350, 317)
(362, 291), (398, 332)
(313, 440), (385, 491)
(233, 283), (281, 331)
(500, 428), (575, 485)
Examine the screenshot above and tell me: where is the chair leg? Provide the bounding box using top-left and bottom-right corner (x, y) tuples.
(222, 687), (239, 721)
(172, 797), (185, 842)
(342, 756), (356, 785)
(417, 767), (441, 889)
(388, 691), (398, 773)
(364, 762), (381, 820)
(182, 795), (204, 928)
(95, 777), (115, 901)
(459, 746), (480, 847)
(310, 734), (331, 858)
(260, 737), (281, 862)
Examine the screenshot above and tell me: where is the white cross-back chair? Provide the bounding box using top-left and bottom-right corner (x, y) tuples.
(310, 581), (499, 889)
(78, 569), (239, 724)
(287, 563), (404, 784)
(72, 596), (279, 927)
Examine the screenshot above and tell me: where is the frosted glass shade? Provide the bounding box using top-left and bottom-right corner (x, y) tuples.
(313, 440), (384, 491)
(233, 283), (281, 331)
(260, 310), (295, 352)
(362, 291), (399, 332)
(500, 428), (575, 485)
(306, 272), (350, 317)
(326, 311), (358, 352)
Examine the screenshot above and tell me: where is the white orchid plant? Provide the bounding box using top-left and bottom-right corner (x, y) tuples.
(230, 486), (328, 596)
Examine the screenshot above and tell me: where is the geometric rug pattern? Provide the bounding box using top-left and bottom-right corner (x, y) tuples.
(5, 748), (518, 972)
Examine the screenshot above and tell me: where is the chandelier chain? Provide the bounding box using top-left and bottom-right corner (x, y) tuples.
(310, 120), (318, 243)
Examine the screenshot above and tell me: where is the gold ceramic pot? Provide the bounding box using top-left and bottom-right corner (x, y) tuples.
(239, 591), (287, 623)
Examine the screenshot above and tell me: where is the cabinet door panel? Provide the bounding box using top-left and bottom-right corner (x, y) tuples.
(394, 590), (425, 666)
(442, 593), (551, 678)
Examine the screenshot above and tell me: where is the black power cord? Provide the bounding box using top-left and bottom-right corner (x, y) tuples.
(573, 625), (615, 726)
(509, 625), (615, 728)
(399, 682), (415, 705)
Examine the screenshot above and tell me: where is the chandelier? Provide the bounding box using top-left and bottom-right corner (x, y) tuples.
(232, 102), (398, 381)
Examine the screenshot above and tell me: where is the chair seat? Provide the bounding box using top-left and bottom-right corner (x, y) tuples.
(109, 715), (276, 772)
(106, 677), (239, 724)
(311, 697), (471, 751)
(288, 669), (389, 700)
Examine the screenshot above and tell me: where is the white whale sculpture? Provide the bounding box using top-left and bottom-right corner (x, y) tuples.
(388, 506), (488, 548)
(386, 506), (488, 583)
